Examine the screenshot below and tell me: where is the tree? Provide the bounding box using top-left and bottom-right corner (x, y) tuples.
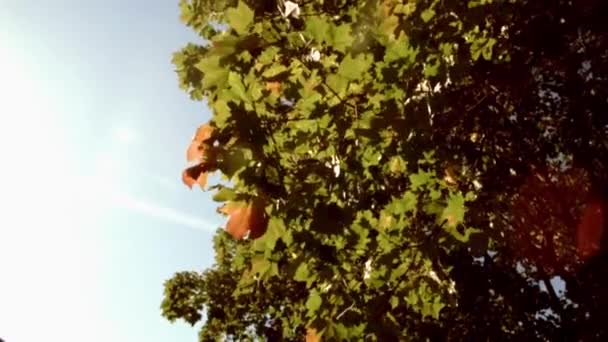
(163, 0), (608, 340)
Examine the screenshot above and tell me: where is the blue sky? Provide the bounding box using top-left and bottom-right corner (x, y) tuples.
(0, 1), (221, 341)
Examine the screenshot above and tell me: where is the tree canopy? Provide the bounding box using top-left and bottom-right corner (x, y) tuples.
(162, 0), (608, 340)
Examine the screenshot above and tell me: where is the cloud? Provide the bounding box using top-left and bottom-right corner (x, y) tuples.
(83, 151), (218, 233)
(109, 190), (218, 232)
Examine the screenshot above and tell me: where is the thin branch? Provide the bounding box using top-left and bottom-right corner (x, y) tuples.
(336, 302), (356, 320)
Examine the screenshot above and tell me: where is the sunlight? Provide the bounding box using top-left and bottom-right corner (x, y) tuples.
(0, 41), (111, 342)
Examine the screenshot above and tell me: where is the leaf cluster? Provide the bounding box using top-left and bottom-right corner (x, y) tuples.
(165, 0), (608, 340)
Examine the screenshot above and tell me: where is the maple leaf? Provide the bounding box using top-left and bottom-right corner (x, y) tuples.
(219, 200), (268, 239)
(182, 164), (208, 189)
(186, 123), (214, 162)
(183, 123), (215, 190)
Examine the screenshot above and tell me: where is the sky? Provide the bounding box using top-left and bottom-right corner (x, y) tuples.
(0, 1), (222, 341)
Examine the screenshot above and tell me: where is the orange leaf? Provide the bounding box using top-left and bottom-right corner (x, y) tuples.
(186, 124), (214, 162)
(266, 81), (281, 95)
(182, 164), (206, 189)
(186, 142), (203, 163)
(193, 123), (214, 143)
(220, 200), (268, 239)
(182, 169), (197, 189)
(306, 328), (321, 342)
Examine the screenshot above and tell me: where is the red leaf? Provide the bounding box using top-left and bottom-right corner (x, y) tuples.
(182, 169), (197, 189)
(219, 200), (268, 240)
(186, 124), (213, 162)
(182, 164), (206, 189)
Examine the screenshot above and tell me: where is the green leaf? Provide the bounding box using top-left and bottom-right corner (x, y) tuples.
(262, 64), (290, 78)
(212, 187), (237, 202)
(212, 99), (231, 127)
(306, 290), (323, 316)
(389, 156), (407, 174)
(465, 191), (476, 201)
(337, 53), (373, 80)
(257, 46), (280, 65)
(420, 150), (437, 165)
(294, 262), (312, 283)
(442, 192), (465, 228)
(397, 192), (417, 213)
(431, 297), (446, 319)
(482, 38), (497, 60)
(251, 254), (271, 277)
(424, 56), (441, 77)
(390, 296), (399, 309)
(227, 71), (250, 103)
(420, 8), (436, 22)
(264, 217), (285, 251)
(390, 262), (410, 282)
(409, 171), (433, 190)
(385, 35), (417, 64)
(361, 145), (382, 167)
(331, 24), (354, 52)
(287, 119), (317, 133)
(326, 74), (349, 95)
(226, 1), (254, 35)
(195, 57), (229, 90)
(209, 35), (241, 57)
(305, 16), (331, 43)
(379, 15), (399, 40)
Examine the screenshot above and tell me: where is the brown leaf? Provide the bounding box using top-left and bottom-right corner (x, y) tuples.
(186, 124), (214, 162)
(265, 81), (281, 95)
(220, 200), (268, 239)
(306, 328), (321, 342)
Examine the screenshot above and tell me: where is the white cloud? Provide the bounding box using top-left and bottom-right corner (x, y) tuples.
(110, 190), (218, 232)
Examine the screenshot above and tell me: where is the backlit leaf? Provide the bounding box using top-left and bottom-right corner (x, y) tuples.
(337, 53), (373, 80)
(228, 71), (250, 103)
(220, 200), (268, 239)
(305, 16), (331, 43)
(442, 192), (465, 228)
(226, 1), (254, 35)
(306, 290), (322, 316)
(212, 187), (237, 202)
(420, 8), (435, 22)
(186, 124), (213, 162)
(182, 164), (208, 189)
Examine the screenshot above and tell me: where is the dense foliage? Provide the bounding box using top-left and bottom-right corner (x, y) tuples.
(162, 0), (608, 340)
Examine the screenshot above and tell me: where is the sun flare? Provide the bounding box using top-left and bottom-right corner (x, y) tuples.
(0, 41), (113, 342)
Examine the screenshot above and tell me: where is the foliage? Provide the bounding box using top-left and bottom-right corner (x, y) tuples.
(163, 0), (608, 340)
